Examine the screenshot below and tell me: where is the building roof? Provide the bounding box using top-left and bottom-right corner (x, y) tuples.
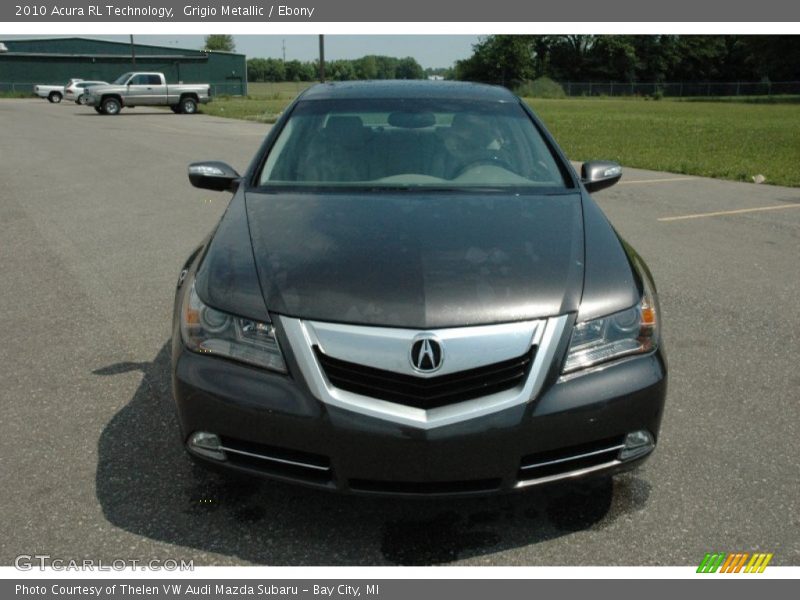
(0, 36), (245, 58)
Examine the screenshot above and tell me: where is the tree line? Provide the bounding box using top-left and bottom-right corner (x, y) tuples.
(246, 55), (425, 83)
(454, 35), (800, 84)
(202, 35), (427, 83)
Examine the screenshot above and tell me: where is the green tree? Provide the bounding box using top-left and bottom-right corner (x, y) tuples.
(455, 35), (536, 84)
(262, 58), (286, 82)
(631, 36), (680, 82)
(246, 58), (267, 82)
(456, 34), (800, 85)
(328, 60), (357, 81)
(355, 55), (379, 79)
(285, 59), (315, 82)
(396, 57), (425, 79)
(667, 36), (728, 81)
(204, 35), (236, 52)
(547, 35), (595, 81)
(732, 36), (800, 81)
(588, 36), (638, 82)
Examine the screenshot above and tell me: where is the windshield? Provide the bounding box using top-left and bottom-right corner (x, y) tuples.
(113, 73), (133, 85)
(258, 98), (568, 190)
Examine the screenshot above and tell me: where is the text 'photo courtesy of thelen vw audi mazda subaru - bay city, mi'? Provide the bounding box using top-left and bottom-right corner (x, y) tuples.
(172, 80), (666, 496)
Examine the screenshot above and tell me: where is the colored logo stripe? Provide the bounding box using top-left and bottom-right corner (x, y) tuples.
(745, 553), (773, 573)
(698, 552), (773, 573)
(720, 553), (749, 573)
(697, 553), (726, 573)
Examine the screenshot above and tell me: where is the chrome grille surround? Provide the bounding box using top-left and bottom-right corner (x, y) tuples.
(279, 314), (569, 429)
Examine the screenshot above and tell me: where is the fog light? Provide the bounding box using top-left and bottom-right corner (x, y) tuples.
(188, 431), (226, 461)
(619, 430), (654, 461)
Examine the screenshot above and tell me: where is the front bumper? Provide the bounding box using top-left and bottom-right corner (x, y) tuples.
(172, 331), (666, 496)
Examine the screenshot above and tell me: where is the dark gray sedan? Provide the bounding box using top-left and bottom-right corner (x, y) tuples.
(171, 80), (666, 496)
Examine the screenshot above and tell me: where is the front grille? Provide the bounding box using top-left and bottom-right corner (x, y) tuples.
(219, 437), (333, 485)
(348, 478), (502, 495)
(314, 346), (535, 409)
(518, 436), (625, 482)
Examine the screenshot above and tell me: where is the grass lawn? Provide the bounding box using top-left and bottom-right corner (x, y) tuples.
(526, 98), (800, 187)
(201, 96), (290, 123)
(201, 81), (313, 122)
(246, 81), (315, 99)
(200, 88), (800, 187)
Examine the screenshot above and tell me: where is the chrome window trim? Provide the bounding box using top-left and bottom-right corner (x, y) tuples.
(280, 314), (569, 429)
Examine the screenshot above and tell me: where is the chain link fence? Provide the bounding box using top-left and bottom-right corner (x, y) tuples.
(0, 82), (35, 94)
(559, 80), (800, 97)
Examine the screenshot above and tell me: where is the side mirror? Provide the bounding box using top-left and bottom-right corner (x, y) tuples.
(581, 161), (622, 193)
(188, 161), (241, 192)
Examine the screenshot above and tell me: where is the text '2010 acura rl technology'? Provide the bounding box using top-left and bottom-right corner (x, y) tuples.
(172, 81), (666, 496)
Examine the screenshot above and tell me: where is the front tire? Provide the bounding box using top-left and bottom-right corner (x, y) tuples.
(101, 97), (121, 115)
(48, 92), (62, 103)
(180, 97), (197, 114)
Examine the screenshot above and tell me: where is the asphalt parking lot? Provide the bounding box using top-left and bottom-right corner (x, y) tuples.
(1, 99), (798, 566)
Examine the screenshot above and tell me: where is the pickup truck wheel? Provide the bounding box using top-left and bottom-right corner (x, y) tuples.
(170, 105), (182, 114)
(48, 92), (62, 103)
(180, 97), (198, 114)
(102, 97), (121, 115)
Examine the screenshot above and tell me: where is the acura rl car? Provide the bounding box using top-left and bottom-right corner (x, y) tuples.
(172, 80), (666, 496)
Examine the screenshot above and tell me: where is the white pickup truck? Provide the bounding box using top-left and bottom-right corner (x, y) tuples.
(34, 79), (83, 103)
(83, 72), (212, 115)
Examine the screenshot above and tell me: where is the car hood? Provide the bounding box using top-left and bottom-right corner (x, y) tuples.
(243, 190), (585, 329)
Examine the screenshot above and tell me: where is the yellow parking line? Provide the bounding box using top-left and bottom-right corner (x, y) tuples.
(658, 204), (800, 222)
(619, 177), (695, 185)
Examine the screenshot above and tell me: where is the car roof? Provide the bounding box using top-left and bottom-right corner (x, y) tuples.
(300, 80), (517, 102)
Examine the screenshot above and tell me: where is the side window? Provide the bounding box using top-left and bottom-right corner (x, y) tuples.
(147, 75), (162, 85)
(129, 75), (146, 85)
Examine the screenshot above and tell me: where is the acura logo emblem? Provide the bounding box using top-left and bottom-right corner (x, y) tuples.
(410, 336), (443, 373)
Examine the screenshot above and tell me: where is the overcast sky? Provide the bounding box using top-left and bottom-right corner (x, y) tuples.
(1, 35), (482, 69)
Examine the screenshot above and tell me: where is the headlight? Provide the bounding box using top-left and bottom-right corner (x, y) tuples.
(563, 274), (659, 374)
(180, 282), (287, 373)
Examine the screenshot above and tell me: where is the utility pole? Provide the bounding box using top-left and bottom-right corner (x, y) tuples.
(318, 35), (325, 82)
(282, 39), (286, 63)
(130, 35), (136, 67)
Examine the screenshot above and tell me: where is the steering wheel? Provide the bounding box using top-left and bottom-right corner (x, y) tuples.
(452, 155), (515, 179)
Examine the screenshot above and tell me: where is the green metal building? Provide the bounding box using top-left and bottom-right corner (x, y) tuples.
(0, 37), (247, 95)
